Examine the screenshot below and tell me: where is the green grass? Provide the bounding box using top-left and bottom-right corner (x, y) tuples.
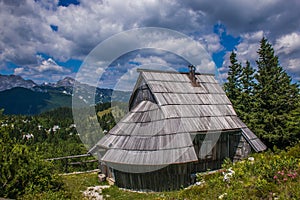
(21, 143), (300, 200)
(62, 172), (102, 199)
(102, 186), (181, 200)
(22, 172), (102, 200)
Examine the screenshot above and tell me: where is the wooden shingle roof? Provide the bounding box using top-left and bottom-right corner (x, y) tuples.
(97, 100), (198, 165)
(94, 69), (266, 166)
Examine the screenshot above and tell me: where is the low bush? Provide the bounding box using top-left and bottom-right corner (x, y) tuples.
(177, 144), (300, 199)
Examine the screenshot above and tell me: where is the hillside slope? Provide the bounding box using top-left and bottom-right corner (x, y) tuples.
(0, 87), (71, 115)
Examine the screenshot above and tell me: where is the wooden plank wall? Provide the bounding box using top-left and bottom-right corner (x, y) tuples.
(129, 83), (156, 110)
(192, 132), (242, 172)
(111, 131), (249, 191)
(113, 163), (195, 192)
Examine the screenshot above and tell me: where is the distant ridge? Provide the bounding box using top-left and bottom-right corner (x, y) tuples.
(0, 74), (78, 91)
(0, 75), (131, 115)
(0, 74), (37, 91)
(0, 87), (70, 115)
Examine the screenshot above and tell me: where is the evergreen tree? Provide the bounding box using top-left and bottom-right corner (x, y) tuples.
(241, 61), (256, 96)
(238, 60), (256, 122)
(224, 51), (243, 112)
(253, 37), (300, 147)
(284, 103), (300, 144)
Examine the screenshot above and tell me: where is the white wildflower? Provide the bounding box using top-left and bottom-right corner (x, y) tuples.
(218, 193), (228, 199)
(223, 168), (235, 182)
(248, 157), (255, 164)
(248, 157), (254, 161)
(195, 181), (205, 186)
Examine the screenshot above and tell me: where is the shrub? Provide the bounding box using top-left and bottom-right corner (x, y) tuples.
(0, 129), (63, 199)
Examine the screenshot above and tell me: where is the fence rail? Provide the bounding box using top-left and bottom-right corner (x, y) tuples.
(45, 153), (92, 161)
(45, 153), (99, 173)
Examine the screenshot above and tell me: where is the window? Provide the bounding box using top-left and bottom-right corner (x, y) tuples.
(199, 140), (213, 160)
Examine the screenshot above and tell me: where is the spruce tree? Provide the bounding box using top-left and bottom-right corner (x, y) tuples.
(241, 61), (256, 96)
(254, 37), (299, 147)
(224, 51), (243, 112)
(238, 60), (256, 122)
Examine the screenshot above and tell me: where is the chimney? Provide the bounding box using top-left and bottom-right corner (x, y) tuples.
(188, 65), (199, 86)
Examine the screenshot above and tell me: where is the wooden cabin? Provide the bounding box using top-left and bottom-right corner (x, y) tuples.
(90, 67), (266, 191)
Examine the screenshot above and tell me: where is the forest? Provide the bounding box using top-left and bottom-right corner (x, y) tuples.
(0, 103), (119, 198)
(224, 37), (300, 148)
(0, 38), (299, 199)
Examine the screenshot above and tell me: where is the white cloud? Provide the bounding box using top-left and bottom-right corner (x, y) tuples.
(113, 62), (181, 91)
(235, 31), (263, 64)
(44, 0), (207, 61)
(279, 58), (300, 81)
(0, 0), (210, 67)
(273, 32), (300, 81)
(242, 31), (264, 42)
(196, 59), (216, 74)
(218, 51), (232, 82)
(286, 59), (300, 71)
(201, 34), (223, 53)
(113, 66), (140, 91)
(219, 31), (263, 81)
(13, 56), (71, 83)
(14, 67), (25, 74)
(132, 55), (168, 66)
(185, 0), (299, 37)
(95, 67), (105, 75)
(220, 30), (300, 83)
(275, 32), (300, 55)
(36, 58), (65, 73)
(1, 0), (300, 83)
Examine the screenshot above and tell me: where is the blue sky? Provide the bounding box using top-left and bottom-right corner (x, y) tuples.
(0, 0), (300, 86)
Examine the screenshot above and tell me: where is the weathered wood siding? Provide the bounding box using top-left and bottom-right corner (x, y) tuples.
(113, 163), (195, 192)
(129, 82), (156, 111)
(192, 132), (242, 172)
(232, 134), (251, 161)
(111, 131), (252, 191)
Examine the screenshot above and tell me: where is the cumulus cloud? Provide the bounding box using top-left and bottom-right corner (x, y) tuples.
(273, 32), (300, 80)
(236, 31), (300, 81)
(14, 56), (71, 83)
(0, 0), (74, 66)
(0, 0), (208, 66)
(185, 0), (300, 37)
(218, 52), (231, 80)
(186, 0), (300, 82)
(132, 55), (168, 66)
(219, 30), (300, 82)
(201, 34), (223, 53)
(1, 0), (300, 83)
(217, 31), (262, 81)
(285, 59), (300, 75)
(278, 58), (300, 82)
(275, 32), (300, 55)
(112, 55), (189, 92)
(75, 28), (215, 88)
(236, 31), (263, 64)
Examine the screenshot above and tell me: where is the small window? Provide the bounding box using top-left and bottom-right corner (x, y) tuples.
(199, 140), (213, 160)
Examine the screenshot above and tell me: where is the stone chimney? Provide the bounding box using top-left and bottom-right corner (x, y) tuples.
(188, 65), (199, 86)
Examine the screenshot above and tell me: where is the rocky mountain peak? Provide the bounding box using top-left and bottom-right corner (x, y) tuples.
(55, 77), (76, 87)
(0, 74), (37, 92)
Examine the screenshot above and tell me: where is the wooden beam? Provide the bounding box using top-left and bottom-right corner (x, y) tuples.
(69, 159), (98, 165)
(45, 154), (92, 161)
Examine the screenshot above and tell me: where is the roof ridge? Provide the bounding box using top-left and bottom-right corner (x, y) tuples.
(137, 68), (215, 76)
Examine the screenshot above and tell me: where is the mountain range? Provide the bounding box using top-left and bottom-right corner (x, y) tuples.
(0, 74), (131, 115)
(0, 74), (37, 91)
